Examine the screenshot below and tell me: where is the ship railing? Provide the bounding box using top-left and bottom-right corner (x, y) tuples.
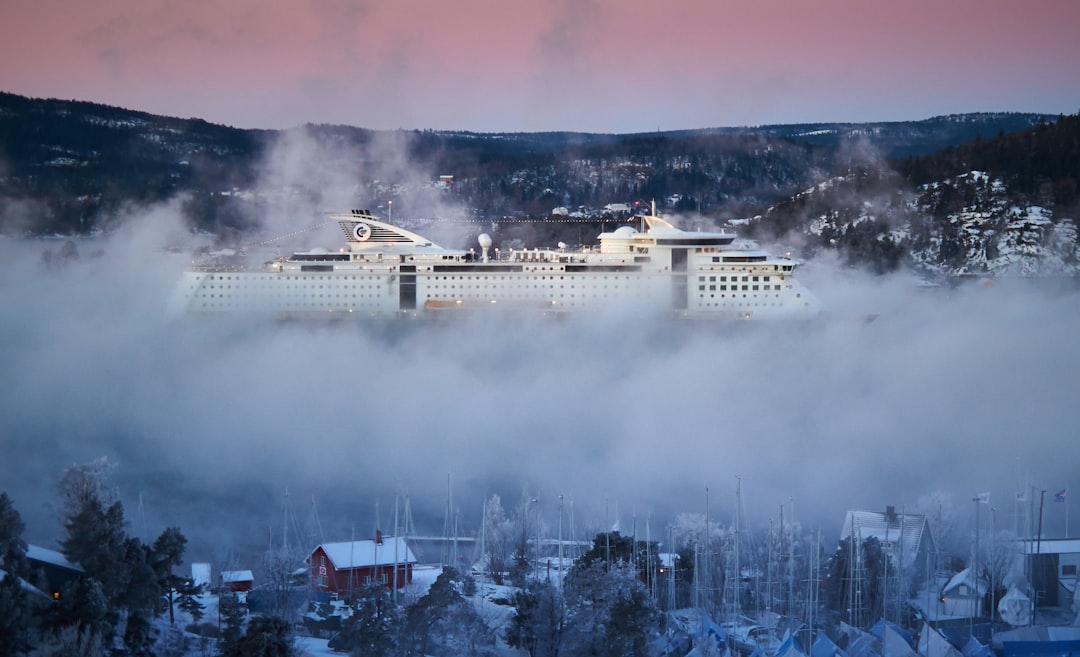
(189, 263), (249, 273)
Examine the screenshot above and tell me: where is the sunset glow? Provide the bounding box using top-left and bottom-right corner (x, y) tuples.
(3, 0), (1079, 132)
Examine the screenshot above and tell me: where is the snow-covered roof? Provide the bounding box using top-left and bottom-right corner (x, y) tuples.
(26, 544), (83, 572)
(840, 510), (930, 563)
(659, 553), (679, 569)
(315, 537), (417, 569)
(942, 568), (988, 596)
(221, 570), (253, 583)
(0, 567), (52, 600)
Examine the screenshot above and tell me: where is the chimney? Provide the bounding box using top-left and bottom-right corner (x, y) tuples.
(375, 529), (383, 545)
(886, 506), (897, 522)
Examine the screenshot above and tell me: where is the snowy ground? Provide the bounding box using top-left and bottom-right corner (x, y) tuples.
(295, 636), (336, 656)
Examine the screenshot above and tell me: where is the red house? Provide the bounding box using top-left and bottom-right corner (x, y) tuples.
(309, 534), (417, 597)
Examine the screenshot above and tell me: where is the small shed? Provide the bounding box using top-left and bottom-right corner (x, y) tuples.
(191, 562), (211, 590)
(940, 567), (988, 617)
(220, 569), (254, 593)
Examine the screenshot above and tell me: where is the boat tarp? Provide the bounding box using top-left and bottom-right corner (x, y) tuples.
(811, 632), (848, 657)
(883, 625), (918, 657)
(775, 635), (808, 657)
(997, 586), (1032, 627)
(961, 635), (992, 657)
(871, 620), (914, 649)
(918, 622), (963, 657)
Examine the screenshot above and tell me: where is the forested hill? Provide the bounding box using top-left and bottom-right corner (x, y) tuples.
(0, 91), (1054, 245)
(756, 113), (1080, 277)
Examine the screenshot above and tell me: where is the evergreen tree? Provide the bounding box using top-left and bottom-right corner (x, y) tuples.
(404, 567), (494, 657)
(119, 537), (161, 619)
(152, 526), (187, 624)
(229, 615), (295, 657)
(823, 536), (892, 628)
(560, 560), (661, 657)
(175, 576), (206, 623)
(121, 613), (157, 657)
(576, 531), (661, 583)
(44, 577), (112, 648)
(0, 573), (34, 657)
(60, 496), (129, 606)
(0, 492), (33, 656)
(0, 492), (29, 577)
(506, 579), (564, 657)
(332, 582), (404, 657)
(219, 592), (246, 655)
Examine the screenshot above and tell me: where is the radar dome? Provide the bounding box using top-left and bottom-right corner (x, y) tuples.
(478, 234), (493, 248)
(613, 226), (636, 237)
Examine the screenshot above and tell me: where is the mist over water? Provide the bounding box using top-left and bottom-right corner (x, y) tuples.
(3, 133), (1078, 567)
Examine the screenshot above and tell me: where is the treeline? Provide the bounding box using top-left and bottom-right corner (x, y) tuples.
(0, 460), (293, 657)
(898, 113), (1080, 211)
(0, 91), (1059, 239)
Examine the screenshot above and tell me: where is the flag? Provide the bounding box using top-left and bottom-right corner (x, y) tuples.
(975, 492), (990, 504)
(1056, 488), (1067, 503)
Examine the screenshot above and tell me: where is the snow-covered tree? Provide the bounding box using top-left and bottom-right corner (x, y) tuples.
(333, 583), (404, 657)
(914, 490), (968, 564)
(480, 494), (514, 584)
(506, 579), (564, 657)
(54, 458), (118, 521)
(561, 560), (661, 657)
(405, 567), (495, 657)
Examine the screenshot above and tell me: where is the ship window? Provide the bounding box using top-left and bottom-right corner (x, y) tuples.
(752, 276), (759, 282)
(1064, 565), (1077, 575)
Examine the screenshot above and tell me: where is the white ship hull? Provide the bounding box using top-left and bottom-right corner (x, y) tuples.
(171, 210), (823, 321)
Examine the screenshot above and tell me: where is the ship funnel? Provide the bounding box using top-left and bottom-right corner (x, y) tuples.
(478, 233), (492, 263)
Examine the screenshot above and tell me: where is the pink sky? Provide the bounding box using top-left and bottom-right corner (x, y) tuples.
(3, 0), (1079, 132)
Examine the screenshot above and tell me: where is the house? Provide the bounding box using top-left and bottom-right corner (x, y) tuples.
(840, 507), (937, 584)
(308, 533), (417, 598)
(1021, 537), (1080, 609)
(25, 544), (83, 599)
(940, 567), (988, 617)
(220, 569), (254, 593)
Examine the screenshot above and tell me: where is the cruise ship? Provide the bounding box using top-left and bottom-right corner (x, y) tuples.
(170, 207), (823, 320)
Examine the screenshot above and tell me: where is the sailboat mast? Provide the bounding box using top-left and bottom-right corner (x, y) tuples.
(393, 495), (400, 604)
(735, 477), (742, 619)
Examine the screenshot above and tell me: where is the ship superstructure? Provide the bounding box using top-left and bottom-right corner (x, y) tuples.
(171, 208), (822, 320)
